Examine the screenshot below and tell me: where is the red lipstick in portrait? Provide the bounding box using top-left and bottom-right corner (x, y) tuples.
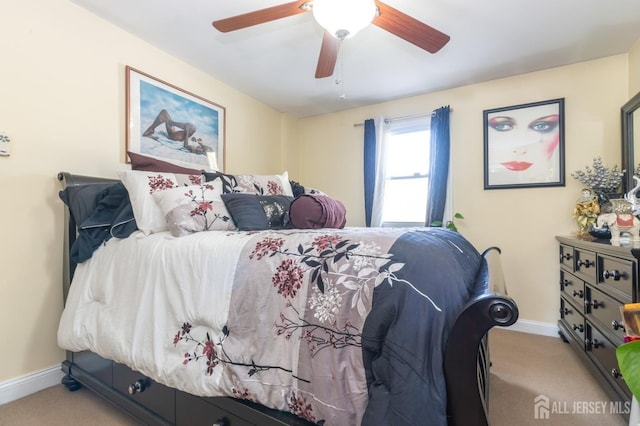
(501, 161), (533, 171)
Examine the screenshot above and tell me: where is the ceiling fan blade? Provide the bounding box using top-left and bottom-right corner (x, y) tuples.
(315, 31), (340, 79)
(212, 1), (311, 33)
(373, 1), (450, 53)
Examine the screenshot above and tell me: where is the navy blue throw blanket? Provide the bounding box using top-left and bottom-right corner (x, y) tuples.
(59, 183), (137, 263)
(361, 228), (481, 425)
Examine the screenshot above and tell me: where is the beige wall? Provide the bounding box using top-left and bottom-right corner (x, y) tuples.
(0, 0), (292, 383)
(629, 40), (640, 96)
(298, 55), (629, 327)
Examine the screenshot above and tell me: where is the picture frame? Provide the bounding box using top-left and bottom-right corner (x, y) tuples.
(483, 98), (565, 189)
(126, 66), (225, 171)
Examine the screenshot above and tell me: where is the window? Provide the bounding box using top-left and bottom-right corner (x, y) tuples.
(381, 118), (430, 227)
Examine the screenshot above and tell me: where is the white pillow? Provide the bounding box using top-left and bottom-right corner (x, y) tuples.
(117, 169), (203, 235)
(152, 183), (236, 237)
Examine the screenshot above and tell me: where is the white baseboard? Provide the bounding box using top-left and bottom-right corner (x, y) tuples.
(500, 319), (560, 338)
(0, 365), (63, 405)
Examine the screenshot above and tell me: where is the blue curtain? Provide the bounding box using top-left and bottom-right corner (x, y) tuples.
(363, 119), (376, 227)
(425, 106), (451, 226)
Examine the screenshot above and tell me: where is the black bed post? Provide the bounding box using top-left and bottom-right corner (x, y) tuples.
(444, 248), (518, 426)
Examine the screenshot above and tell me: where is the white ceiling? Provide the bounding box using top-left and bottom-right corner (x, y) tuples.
(70, 0), (640, 118)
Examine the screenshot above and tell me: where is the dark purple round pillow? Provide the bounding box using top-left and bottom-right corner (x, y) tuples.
(289, 195), (346, 229)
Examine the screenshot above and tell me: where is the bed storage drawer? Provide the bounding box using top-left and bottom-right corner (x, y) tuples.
(176, 393), (253, 426)
(72, 351), (112, 386)
(113, 362), (176, 423)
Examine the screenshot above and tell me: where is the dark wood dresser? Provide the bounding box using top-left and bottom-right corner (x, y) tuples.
(556, 236), (638, 413)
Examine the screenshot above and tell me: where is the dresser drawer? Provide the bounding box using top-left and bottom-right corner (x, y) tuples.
(574, 248), (597, 283)
(586, 324), (631, 400)
(559, 244), (575, 270)
(560, 270), (585, 310)
(113, 362), (176, 423)
(560, 297), (585, 345)
(585, 285), (626, 343)
(598, 254), (635, 300)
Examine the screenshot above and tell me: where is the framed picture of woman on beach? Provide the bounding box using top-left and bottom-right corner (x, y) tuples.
(126, 66), (225, 172)
(483, 98), (565, 189)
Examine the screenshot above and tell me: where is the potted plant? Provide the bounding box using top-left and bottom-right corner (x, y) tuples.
(430, 212), (464, 232)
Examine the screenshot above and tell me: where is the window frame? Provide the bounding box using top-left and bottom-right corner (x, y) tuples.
(380, 117), (431, 227)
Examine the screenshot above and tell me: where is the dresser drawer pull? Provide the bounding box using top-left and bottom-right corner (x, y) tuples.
(611, 368), (623, 379)
(585, 300), (604, 309)
(561, 253), (573, 262)
(603, 269), (624, 281)
(572, 323), (584, 332)
(572, 290), (584, 298)
(560, 307), (571, 315)
(128, 379), (147, 395)
(577, 259), (594, 268)
(611, 320), (626, 331)
(560, 279), (572, 288)
(585, 338), (603, 349)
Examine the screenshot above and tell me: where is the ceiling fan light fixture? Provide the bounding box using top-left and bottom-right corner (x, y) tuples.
(312, 0), (376, 40)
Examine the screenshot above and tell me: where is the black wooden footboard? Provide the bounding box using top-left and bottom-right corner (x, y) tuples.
(57, 172), (518, 426)
(445, 247), (518, 426)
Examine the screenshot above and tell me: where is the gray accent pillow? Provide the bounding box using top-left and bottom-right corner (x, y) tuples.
(221, 193), (293, 231)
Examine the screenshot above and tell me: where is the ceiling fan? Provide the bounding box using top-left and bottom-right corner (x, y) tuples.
(212, 0), (450, 79)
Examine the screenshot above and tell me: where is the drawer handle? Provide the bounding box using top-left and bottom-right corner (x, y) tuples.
(560, 307), (571, 315)
(585, 338), (603, 349)
(128, 379), (147, 395)
(572, 290), (584, 298)
(577, 259), (594, 268)
(611, 320), (626, 331)
(585, 300), (604, 309)
(560, 279), (572, 288)
(212, 419), (228, 426)
(603, 269), (624, 281)
(611, 368), (623, 379)
(561, 253), (573, 262)
(572, 323), (584, 332)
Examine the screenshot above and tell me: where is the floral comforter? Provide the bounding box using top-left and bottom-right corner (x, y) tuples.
(58, 227), (483, 425)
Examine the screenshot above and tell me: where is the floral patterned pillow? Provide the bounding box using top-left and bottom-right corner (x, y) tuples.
(117, 170), (203, 235)
(204, 171), (293, 196)
(153, 183), (236, 237)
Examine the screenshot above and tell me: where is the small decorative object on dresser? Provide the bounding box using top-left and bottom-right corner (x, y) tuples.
(556, 236), (638, 422)
(594, 212), (640, 246)
(625, 175), (640, 216)
(571, 157), (625, 213)
(574, 188), (600, 237)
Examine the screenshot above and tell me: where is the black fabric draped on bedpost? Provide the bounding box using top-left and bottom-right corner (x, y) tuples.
(363, 118), (376, 227)
(425, 106), (451, 226)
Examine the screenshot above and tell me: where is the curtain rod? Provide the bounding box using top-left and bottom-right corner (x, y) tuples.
(352, 109), (451, 127)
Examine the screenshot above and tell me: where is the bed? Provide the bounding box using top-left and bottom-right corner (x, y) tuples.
(56, 170), (518, 426)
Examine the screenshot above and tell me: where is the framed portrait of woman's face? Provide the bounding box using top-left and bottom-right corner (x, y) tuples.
(483, 98), (565, 189)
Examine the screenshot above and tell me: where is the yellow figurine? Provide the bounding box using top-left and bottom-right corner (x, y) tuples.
(573, 188), (600, 237)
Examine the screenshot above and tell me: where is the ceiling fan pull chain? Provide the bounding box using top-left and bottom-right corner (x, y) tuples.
(337, 40), (346, 99)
